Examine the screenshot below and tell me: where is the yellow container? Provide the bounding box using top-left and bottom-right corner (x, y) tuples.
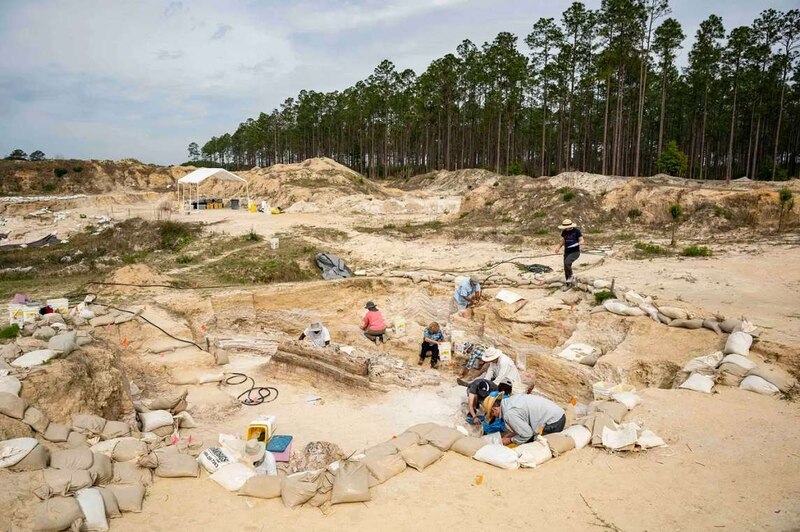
(245, 415), (276, 443)
(248, 203), (257, 213)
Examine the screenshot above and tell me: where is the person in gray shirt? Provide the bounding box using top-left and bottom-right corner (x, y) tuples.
(484, 392), (566, 445)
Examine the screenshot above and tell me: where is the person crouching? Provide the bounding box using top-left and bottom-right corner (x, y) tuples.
(419, 322), (444, 368)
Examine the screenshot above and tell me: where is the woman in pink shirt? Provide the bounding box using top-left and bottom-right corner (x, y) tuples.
(361, 301), (386, 343)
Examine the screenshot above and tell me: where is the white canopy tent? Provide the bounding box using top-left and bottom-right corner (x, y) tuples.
(177, 168), (249, 211)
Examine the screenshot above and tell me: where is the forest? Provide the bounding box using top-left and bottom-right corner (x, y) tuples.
(191, 1), (800, 182)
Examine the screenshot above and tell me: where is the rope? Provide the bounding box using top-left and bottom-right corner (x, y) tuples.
(85, 281), (241, 290)
(92, 301), (206, 351)
(224, 373), (279, 406)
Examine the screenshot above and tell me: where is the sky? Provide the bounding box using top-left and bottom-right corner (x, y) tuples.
(0, 0), (794, 165)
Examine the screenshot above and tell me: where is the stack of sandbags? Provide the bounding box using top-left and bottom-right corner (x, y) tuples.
(676, 352), (723, 385)
(741, 365), (797, 396)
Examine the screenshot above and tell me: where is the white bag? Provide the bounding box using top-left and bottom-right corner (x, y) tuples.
(678, 372), (715, 394)
(721, 354), (756, 371)
(556, 343), (595, 363)
(198, 447), (237, 473)
(602, 423), (638, 451)
(0, 376), (21, 396)
(637, 430), (666, 449)
(0, 437), (38, 468)
(138, 410), (173, 432)
(624, 291), (648, 306)
(210, 462), (256, 491)
(11, 349), (58, 368)
(603, 300), (631, 316)
(515, 440), (552, 468)
(562, 425), (591, 450)
(76, 488), (109, 532)
(683, 352), (724, 373)
(481, 432), (502, 445)
(473, 444), (519, 470)
(724, 332), (752, 357)
(638, 303), (659, 322)
(612, 392), (642, 410)
(739, 375), (780, 396)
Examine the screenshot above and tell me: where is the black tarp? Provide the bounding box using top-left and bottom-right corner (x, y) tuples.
(0, 233), (62, 249)
(315, 252), (352, 280)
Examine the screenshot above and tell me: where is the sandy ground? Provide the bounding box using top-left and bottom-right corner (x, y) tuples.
(3, 193), (800, 531)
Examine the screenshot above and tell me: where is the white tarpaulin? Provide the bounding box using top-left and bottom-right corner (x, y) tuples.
(177, 168), (249, 211)
(495, 290), (524, 304)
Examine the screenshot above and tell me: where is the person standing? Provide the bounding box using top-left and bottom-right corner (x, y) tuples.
(419, 322), (444, 368)
(553, 219), (584, 291)
(360, 301), (387, 343)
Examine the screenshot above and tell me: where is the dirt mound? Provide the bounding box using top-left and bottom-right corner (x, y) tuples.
(205, 157), (387, 208)
(395, 169), (506, 195)
(104, 264), (172, 290)
(0, 159), (190, 195)
(547, 171), (631, 194)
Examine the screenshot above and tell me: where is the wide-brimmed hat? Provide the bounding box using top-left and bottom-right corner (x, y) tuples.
(558, 218), (577, 230)
(243, 438), (265, 465)
(365, 301), (377, 310)
(482, 391), (505, 421)
(309, 321), (323, 333)
(469, 275), (480, 285)
(481, 347), (502, 363)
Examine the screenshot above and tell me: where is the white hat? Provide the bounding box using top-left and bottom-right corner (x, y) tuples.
(243, 438), (265, 465)
(309, 321), (323, 333)
(481, 347), (503, 362)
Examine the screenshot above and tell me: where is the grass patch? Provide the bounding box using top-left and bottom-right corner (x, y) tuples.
(634, 242), (669, 256)
(201, 238), (318, 285)
(627, 209), (642, 219)
(586, 227), (604, 234)
(355, 220), (444, 238)
(533, 211), (545, 218)
(53, 168), (68, 178)
(175, 254), (195, 264)
(562, 190), (576, 202)
(681, 245), (711, 257)
(713, 206), (733, 220)
(594, 290), (615, 304)
(531, 228), (549, 235)
(0, 324), (20, 339)
(244, 228), (263, 242)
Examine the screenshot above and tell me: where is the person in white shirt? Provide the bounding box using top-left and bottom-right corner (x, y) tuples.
(484, 392), (566, 445)
(479, 347), (524, 395)
(298, 321), (331, 348)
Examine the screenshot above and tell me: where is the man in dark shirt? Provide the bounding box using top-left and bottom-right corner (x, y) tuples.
(466, 378), (499, 423)
(553, 218), (584, 291)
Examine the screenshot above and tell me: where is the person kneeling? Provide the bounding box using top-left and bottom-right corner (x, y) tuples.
(483, 392), (566, 446)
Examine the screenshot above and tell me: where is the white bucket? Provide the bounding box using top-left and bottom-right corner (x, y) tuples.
(269, 238), (279, 250)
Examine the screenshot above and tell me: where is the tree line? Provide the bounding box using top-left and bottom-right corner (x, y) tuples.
(5, 149), (47, 161)
(191, 2), (800, 182)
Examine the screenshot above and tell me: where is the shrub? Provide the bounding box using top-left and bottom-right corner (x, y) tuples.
(594, 290), (615, 304)
(562, 190), (576, 202)
(681, 245), (711, 257)
(176, 254), (195, 264)
(244, 228), (263, 242)
(779, 188), (794, 232)
(53, 168), (68, 178)
(43, 183), (56, 193)
(158, 221), (196, 251)
(713, 205), (733, 220)
(0, 324), (20, 339)
(492, 181), (499, 187)
(627, 209), (642, 219)
(72, 165), (83, 173)
(657, 140), (688, 177)
(533, 211), (545, 218)
(507, 160), (523, 175)
(634, 242), (667, 255)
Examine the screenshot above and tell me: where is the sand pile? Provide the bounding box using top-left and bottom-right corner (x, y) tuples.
(547, 172), (631, 194)
(101, 265), (172, 293)
(396, 169), (506, 195)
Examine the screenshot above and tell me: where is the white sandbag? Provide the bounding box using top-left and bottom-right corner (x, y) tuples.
(111, 438), (148, 463)
(637, 430), (666, 449)
(556, 343), (596, 363)
(33, 326), (56, 340)
(638, 302), (659, 322)
(0, 437), (38, 468)
(197, 373), (225, 384)
(11, 349), (58, 368)
(624, 291), (648, 306)
(657, 306), (689, 320)
(678, 372), (715, 394)
(612, 392), (642, 410)
(210, 462), (256, 491)
(721, 353), (756, 371)
(0, 375), (22, 396)
(48, 331), (78, 355)
(562, 424), (591, 450)
(593, 279), (612, 289)
(724, 332), (752, 357)
(516, 440), (552, 468)
(76, 488), (109, 531)
(602, 423), (639, 451)
(603, 299), (631, 316)
(198, 447), (236, 474)
(481, 432), (502, 445)
(747, 365), (797, 393)
(138, 410), (173, 432)
(739, 375), (780, 396)
(683, 352), (724, 373)
(473, 444), (519, 470)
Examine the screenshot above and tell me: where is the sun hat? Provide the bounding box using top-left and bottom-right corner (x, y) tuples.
(243, 438), (265, 465)
(481, 347), (502, 363)
(469, 275), (480, 285)
(309, 321), (323, 333)
(365, 301), (377, 310)
(558, 218), (577, 230)
(482, 391), (505, 421)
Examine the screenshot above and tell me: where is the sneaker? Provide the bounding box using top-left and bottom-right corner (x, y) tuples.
(561, 284), (571, 292)
(418, 359), (424, 366)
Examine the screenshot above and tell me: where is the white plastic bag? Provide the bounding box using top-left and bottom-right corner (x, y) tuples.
(481, 432), (502, 445)
(138, 410), (173, 432)
(556, 343), (595, 363)
(210, 462), (256, 491)
(721, 354), (756, 371)
(739, 375), (780, 396)
(637, 430), (666, 449)
(515, 440), (552, 468)
(683, 352), (724, 373)
(473, 444), (519, 470)
(602, 423), (638, 451)
(11, 349), (58, 368)
(724, 332), (752, 357)
(76, 488), (109, 531)
(254, 451), (278, 476)
(678, 372), (715, 394)
(562, 425), (591, 450)
(198, 447), (236, 473)
(612, 392), (642, 410)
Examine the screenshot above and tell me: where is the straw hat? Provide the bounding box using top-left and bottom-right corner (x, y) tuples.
(481, 346), (503, 363)
(309, 321), (323, 333)
(482, 391), (505, 421)
(558, 219), (577, 230)
(243, 438), (265, 465)
(469, 275), (480, 285)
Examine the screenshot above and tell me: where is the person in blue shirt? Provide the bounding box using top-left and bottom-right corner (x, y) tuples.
(419, 322), (444, 368)
(553, 219), (584, 291)
(452, 276), (481, 316)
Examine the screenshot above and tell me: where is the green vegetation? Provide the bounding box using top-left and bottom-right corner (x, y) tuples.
(0, 324), (20, 339)
(175, 255), (195, 265)
(657, 140), (688, 177)
(634, 242), (669, 256)
(204, 238), (317, 285)
(779, 187), (794, 232)
(627, 209), (642, 219)
(42, 183), (56, 193)
(72, 165), (83, 173)
(158, 221), (198, 251)
(244, 228), (263, 242)
(594, 290), (615, 304)
(561, 190), (576, 202)
(669, 203), (683, 246)
(681, 245), (712, 257)
(713, 205), (733, 220)
(533, 211), (545, 218)
(53, 168), (68, 178)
